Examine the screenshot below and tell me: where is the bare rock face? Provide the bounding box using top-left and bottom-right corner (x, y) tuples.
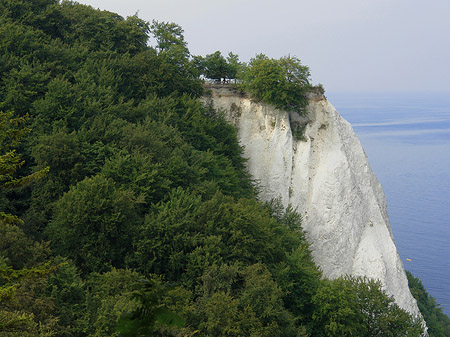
(204, 86), (420, 315)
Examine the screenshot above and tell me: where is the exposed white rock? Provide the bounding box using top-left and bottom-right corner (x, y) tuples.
(204, 85), (420, 316)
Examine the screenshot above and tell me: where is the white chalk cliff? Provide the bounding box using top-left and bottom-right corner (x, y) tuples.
(204, 85), (420, 316)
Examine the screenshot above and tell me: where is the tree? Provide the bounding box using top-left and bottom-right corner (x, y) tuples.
(0, 107), (54, 337)
(192, 51), (241, 82)
(191, 55), (206, 78)
(57, 2), (150, 54)
(407, 271), (450, 336)
(79, 268), (145, 337)
(239, 54), (311, 113)
(226, 52), (241, 81)
(203, 51), (228, 82)
(116, 277), (185, 337)
(150, 20), (188, 55)
(46, 256), (85, 336)
(0, 111), (48, 225)
(45, 174), (142, 274)
(312, 276), (424, 336)
(194, 263), (307, 337)
(0, 226), (58, 337)
(148, 21), (203, 97)
(0, 260), (59, 337)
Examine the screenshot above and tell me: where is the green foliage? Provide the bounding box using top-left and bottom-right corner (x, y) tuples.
(291, 121), (308, 141)
(239, 54), (311, 113)
(46, 174), (142, 274)
(194, 51), (242, 81)
(0, 223), (50, 269)
(312, 275), (424, 336)
(203, 51), (229, 81)
(407, 271), (450, 336)
(0, 111), (49, 226)
(133, 192), (318, 335)
(149, 20), (203, 97)
(134, 190), (294, 282)
(46, 256), (85, 336)
(116, 278), (185, 336)
(0, 2), (444, 336)
(80, 268), (142, 337)
(151, 20), (187, 54)
(193, 263), (303, 337)
(57, 2), (150, 54)
(226, 52), (241, 81)
(0, 254), (58, 336)
(0, 106), (52, 335)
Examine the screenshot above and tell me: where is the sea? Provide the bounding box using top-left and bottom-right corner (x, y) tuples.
(327, 91), (450, 316)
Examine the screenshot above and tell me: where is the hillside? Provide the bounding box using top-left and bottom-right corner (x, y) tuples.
(0, 1), (445, 336)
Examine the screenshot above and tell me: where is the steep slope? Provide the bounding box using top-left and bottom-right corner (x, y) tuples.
(204, 85), (420, 315)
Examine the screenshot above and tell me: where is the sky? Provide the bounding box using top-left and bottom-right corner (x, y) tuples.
(75, 0), (450, 93)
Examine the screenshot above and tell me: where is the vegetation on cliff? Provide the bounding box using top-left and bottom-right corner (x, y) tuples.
(193, 51), (312, 114)
(238, 54), (311, 113)
(407, 271), (450, 336)
(0, 1), (438, 336)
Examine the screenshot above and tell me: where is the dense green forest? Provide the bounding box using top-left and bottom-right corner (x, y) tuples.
(0, 1), (447, 336)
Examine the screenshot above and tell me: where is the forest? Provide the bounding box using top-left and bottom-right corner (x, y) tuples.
(0, 1), (448, 336)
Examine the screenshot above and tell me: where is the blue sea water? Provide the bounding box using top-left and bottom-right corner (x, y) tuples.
(327, 92), (450, 316)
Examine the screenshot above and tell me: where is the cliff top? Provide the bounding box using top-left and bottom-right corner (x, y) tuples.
(204, 83), (326, 102)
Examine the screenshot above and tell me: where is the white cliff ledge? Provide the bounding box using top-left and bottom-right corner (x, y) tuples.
(204, 85), (420, 316)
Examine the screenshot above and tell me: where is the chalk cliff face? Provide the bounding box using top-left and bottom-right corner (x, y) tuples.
(204, 86), (420, 315)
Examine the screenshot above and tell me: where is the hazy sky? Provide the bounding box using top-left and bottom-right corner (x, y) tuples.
(75, 0), (450, 93)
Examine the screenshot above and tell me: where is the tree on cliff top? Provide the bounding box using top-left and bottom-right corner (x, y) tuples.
(193, 51), (242, 82)
(239, 54), (311, 113)
(203, 51), (228, 81)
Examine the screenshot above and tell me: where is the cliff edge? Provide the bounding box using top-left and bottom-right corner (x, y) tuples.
(204, 85), (420, 316)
